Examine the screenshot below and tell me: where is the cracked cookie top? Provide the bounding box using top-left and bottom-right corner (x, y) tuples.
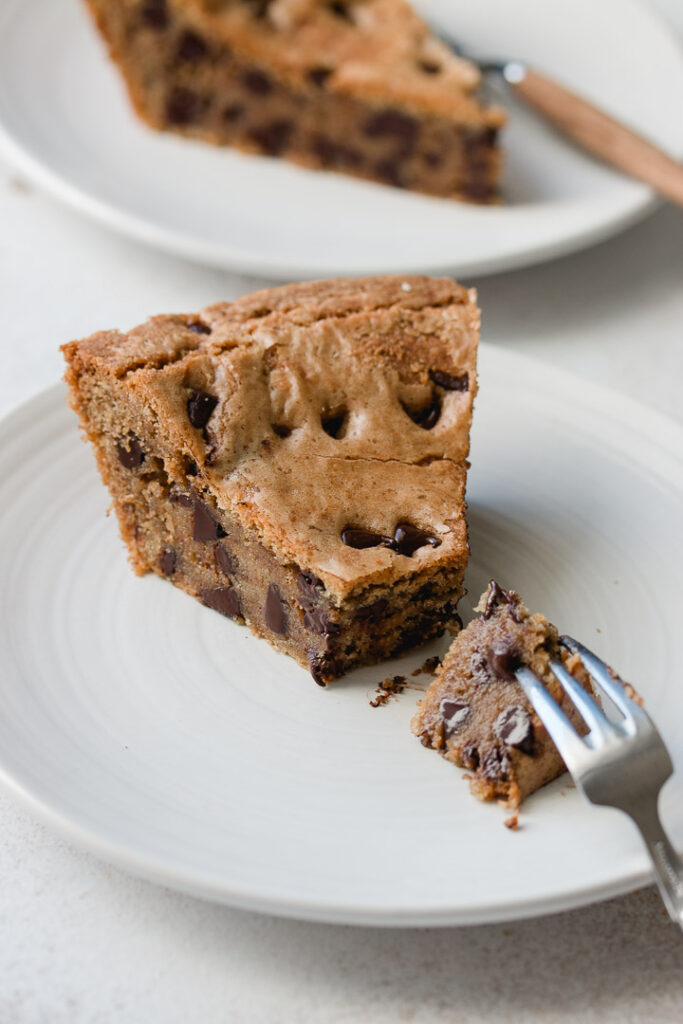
(174, 0), (504, 125)
(65, 275), (479, 599)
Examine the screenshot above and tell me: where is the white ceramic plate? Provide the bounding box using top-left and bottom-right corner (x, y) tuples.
(0, 0), (682, 280)
(1, 348), (682, 926)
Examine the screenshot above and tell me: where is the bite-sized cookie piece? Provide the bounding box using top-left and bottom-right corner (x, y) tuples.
(412, 581), (595, 808)
(84, 0), (504, 201)
(62, 275), (479, 684)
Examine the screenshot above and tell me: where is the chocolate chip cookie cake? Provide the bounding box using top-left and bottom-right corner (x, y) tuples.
(62, 275), (479, 684)
(412, 581), (595, 808)
(84, 0), (504, 201)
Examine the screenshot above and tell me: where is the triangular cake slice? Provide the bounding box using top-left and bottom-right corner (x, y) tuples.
(84, 0), (504, 201)
(412, 582), (597, 808)
(63, 275), (479, 684)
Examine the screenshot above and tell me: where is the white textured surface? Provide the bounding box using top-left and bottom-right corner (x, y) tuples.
(1, 0), (683, 1020)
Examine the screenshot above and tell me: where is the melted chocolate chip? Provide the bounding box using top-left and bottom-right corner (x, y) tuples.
(307, 650), (328, 686)
(341, 527), (393, 550)
(116, 436), (145, 469)
(241, 69), (273, 95)
(159, 547), (177, 576)
(176, 30), (208, 63)
(402, 393), (441, 429)
(303, 605), (340, 639)
(486, 640), (520, 682)
(429, 369), (469, 392)
(480, 745), (511, 782)
(393, 523), (441, 557)
(187, 390), (218, 430)
(265, 583), (288, 635)
(483, 580), (522, 623)
(193, 501), (226, 542)
(199, 586), (241, 619)
(355, 597), (389, 622)
(250, 120), (293, 156)
(215, 544), (234, 577)
(298, 570), (324, 606)
(494, 705), (534, 754)
(166, 87), (204, 125)
(169, 488), (193, 508)
(461, 743), (480, 770)
(140, 0), (168, 29)
(364, 110), (419, 151)
(187, 320), (211, 335)
(308, 67), (333, 87)
(440, 699), (471, 738)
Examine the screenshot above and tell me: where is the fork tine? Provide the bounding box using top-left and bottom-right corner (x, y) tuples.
(514, 666), (587, 767)
(561, 636), (641, 719)
(548, 658), (618, 741)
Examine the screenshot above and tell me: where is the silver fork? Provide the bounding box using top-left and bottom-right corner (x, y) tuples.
(515, 636), (683, 929)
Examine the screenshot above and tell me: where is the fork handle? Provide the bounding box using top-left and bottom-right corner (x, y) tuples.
(503, 64), (683, 207)
(629, 801), (683, 930)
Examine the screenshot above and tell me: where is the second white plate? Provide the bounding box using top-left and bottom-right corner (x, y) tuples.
(0, 0), (682, 278)
(0, 347), (682, 926)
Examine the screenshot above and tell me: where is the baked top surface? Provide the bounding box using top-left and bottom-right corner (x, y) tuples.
(170, 0), (505, 123)
(66, 275), (479, 598)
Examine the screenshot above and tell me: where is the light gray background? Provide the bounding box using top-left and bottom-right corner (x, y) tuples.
(1, 1), (682, 1020)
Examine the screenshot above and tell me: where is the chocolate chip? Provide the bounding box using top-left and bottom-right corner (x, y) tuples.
(193, 501), (226, 542)
(393, 523), (441, 557)
(159, 547), (177, 576)
(469, 651), (493, 687)
(374, 158), (405, 188)
(265, 583), (288, 635)
(116, 435), (145, 469)
(250, 120), (293, 156)
(311, 135), (362, 168)
(215, 544), (234, 576)
(187, 390), (218, 430)
(223, 104), (244, 123)
(355, 597), (388, 622)
(166, 87), (204, 125)
(169, 488), (193, 508)
(328, 1), (354, 21)
(297, 570), (324, 606)
(423, 152), (443, 169)
(303, 606), (340, 639)
(241, 69), (273, 95)
(140, 0), (168, 29)
(483, 580), (522, 622)
(200, 586), (241, 619)
(461, 743), (480, 770)
(364, 110), (418, 151)
(176, 30), (208, 63)
(440, 699), (471, 738)
(187, 319), (211, 335)
(272, 423), (292, 438)
(341, 527), (393, 550)
(308, 67), (333, 87)
(321, 408), (347, 439)
(487, 640), (520, 682)
(480, 745), (511, 781)
(429, 369), (469, 392)
(494, 705), (534, 754)
(307, 650), (328, 686)
(402, 393), (441, 429)
(418, 60), (441, 74)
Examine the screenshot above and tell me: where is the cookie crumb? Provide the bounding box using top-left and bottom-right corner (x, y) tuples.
(504, 813), (520, 831)
(421, 655), (441, 675)
(370, 674), (407, 707)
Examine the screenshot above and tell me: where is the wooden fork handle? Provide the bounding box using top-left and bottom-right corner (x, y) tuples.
(507, 65), (683, 207)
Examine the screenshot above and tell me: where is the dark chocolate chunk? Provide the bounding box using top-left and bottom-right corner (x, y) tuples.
(393, 523), (441, 557)
(364, 110), (419, 150)
(297, 570), (324, 606)
(494, 705), (534, 754)
(250, 120), (293, 156)
(341, 527), (393, 550)
(187, 319), (211, 335)
(355, 597), (389, 622)
(461, 743), (480, 770)
(439, 699), (471, 738)
(241, 69), (273, 95)
(483, 580), (522, 623)
(199, 586), (241, 619)
(429, 369), (469, 392)
(303, 606), (340, 639)
(265, 583), (288, 635)
(223, 104), (245, 123)
(169, 488), (194, 508)
(307, 650), (328, 686)
(307, 67), (333, 87)
(215, 544), (234, 577)
(176, 30), (209, 63)
(321, 408), (347, 439)
(159, 547), (177, 576)
(116, 435), (145, 469)
(166, 87), (204, 126)
(486, 640), (520, 682)
(480, 745), (511, 782)
(187, 390), (218, 430)
(402, 393), (441, 429)
(193, 500), (227, 542)
(140, 0), (168, 30)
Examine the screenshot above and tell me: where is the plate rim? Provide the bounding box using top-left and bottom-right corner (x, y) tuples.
(0, 0), (680, 280)
(1, 357), (682, 927)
